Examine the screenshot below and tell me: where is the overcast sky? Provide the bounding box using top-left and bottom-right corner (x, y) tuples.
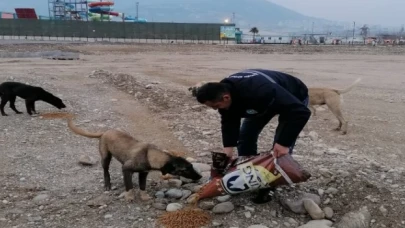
(269, 0), (404, 26)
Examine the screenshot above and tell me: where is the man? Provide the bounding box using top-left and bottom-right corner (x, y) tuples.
(196, 69), (311, 204)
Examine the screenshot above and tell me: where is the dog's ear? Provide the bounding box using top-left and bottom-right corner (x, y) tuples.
(161, 162), (174, 175)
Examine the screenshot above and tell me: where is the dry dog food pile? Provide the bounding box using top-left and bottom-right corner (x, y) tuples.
(39, 112), (74, 119)
(157, 207), (211, 228)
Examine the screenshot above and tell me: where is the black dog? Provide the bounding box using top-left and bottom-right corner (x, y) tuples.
(0, 82), (66, 116)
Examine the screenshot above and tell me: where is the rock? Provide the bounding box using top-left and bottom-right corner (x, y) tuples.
(186, 193), (199, 204)
(245, 211), (252, 218)
(78, 155), (94, 166)
(303, 199), (325, 220)
(165, 189), (183, 199)
(104, 214), (113, 219)
(318, 189), (325, 196)
(270, 210), (277, 217)
(145, 84), (153, 89)
(313, 150), (325, 156)
(180, 190), (192, 200)
(87, 195), (111, 207)
(168, 179), (182, 188)
(212, 221), (222, 226)
(379, 205), (388, 216)
(248, 225), (269, 228)
(288, 218), (297, 224)
(308, 131), (319, 141)
(186, 157), (197, 163)
(28, 216), (42, 222)
(180, 176), (194, 184)
(192, 163), (211, 172)
(281, 193), (321, 214)
(298, 220), (333, 228)
(244, 206), (255, 212)
(325, 187), (338, 195)
(212, 202), (234, 214)
(192, 185), (203, 193)
(216, 195), (231, 202)
(334, 206), (371, 228)
(153, 203), (167, 210)
(155, 191), (165, 199)
(166, 203), (183, 212)
(319, 168), (333, 178)
(323, 198), (331, 205)
(323, 207), (334, 219)
(33, 194), (49, 202)
(199, 201), (215, 210)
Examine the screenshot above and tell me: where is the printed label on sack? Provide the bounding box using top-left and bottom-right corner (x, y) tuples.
(220, 162), (282, 194)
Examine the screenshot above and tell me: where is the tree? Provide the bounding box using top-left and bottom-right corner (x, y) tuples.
(250, 27), (259, 43)
(360, 24), (369, 44)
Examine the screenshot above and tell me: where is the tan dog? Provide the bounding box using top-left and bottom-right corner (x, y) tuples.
(308, 78), (362, 134)
(67, 118), (202, 201)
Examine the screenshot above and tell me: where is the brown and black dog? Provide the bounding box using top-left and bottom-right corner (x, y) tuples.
(67, 118), (202, 201)
(0, 82), (66, 116)
(308, 78), (362, 134)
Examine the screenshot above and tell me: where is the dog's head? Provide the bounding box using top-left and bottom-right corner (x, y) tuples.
(41, 89), (67, 109)
(161, 156), (202, 181)
(50, 96), (67, 109)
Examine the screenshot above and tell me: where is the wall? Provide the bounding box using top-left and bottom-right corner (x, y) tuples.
(0, 19), (233, 41)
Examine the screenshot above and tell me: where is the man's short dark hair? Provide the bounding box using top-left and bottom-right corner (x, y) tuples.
(196, 82), (230, 103)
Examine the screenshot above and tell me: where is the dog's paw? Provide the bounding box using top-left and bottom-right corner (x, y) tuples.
(124, 189), (136, 202)
(140, 191), (152, 201)
(104, 185), (112, 191)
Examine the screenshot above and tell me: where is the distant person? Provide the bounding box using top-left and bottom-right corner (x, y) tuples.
(195, 69), (311, 204)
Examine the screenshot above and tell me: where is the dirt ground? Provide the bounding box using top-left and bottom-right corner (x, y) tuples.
(0, 43), (404, 228)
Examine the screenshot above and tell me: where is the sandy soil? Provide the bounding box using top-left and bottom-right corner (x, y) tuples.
(0, 43), (404, 228)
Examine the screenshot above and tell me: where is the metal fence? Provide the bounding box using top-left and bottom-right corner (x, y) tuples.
(0, 19), (232, 41)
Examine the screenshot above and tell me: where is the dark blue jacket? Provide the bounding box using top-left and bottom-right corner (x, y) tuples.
(218, 69), (311, 148)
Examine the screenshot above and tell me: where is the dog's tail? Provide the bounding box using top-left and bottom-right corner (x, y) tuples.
(336, 78), (362, 94)
(67, 118), (104, 138)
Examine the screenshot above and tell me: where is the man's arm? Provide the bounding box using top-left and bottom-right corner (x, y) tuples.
(219, 109), (241, 156)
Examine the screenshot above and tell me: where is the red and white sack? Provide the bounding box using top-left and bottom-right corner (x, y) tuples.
(198, 153), (311, 200)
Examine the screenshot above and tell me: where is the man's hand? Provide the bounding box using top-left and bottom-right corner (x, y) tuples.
(223, 147), (234, 158)
(273, 143), (290, 158)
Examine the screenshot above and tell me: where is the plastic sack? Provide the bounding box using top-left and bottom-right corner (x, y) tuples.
(197, 152), (311, 200)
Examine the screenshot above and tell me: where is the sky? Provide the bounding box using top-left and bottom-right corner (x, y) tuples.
(268, 0), (405, 26)
(0, 0), (404, 27)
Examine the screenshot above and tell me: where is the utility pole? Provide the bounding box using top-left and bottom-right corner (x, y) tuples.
(352, 21), (356, 45)
(232, 12), (235, 24)
(136, 2), (139, 20)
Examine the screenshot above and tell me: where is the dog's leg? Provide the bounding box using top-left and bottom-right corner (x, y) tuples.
(9, 95), (22, 114)
(0, 95), (9, 116)
(25, 100), (33, 115)
(101, 153), (112, 191)
(32, 101), (38, 114)
(138, 172), (152, 201)
(122, 162), (135, 202)
(326, 96), (348, 135)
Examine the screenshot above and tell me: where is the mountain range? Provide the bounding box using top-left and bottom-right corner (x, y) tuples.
(1, 0), (340, 33)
